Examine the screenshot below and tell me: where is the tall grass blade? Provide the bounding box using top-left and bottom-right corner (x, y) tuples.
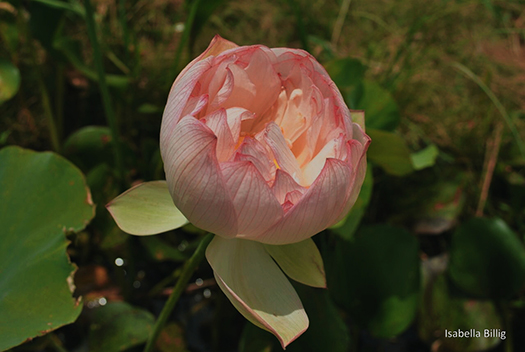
(452, 62), (525, 160)
(84, 0), (126, 189)
(170, 0), (201, 79)
(331, 0), (352, 48)
(286, 0), (309, 52)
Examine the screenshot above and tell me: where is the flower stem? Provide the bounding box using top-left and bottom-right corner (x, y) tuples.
(143, 233), (214, 352)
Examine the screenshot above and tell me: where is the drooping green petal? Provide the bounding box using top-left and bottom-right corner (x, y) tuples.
(264, 239), (326, 288)
(206, 236), (308, 348)
(106, 181), (188, 235)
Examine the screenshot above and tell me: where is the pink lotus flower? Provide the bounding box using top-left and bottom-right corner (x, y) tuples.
(107, 36), (369, 348)
(161, 35), (369, 245)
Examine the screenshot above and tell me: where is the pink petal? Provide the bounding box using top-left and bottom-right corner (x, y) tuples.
(333, 130), (371, 224)
(214, 47), (281, 119)
(220, 161), (282, 237)
(291, 97), (331, 168)
(271, 169), (306, 204)
(248, 89), (288, 135)
(181, 94), (209, 117)
(161, 59), (213, 133)
(242, 47), (281, 117)
(271, 49), (313, 79)
(221, 63), (256, 111)
(195, 35), (239, 61)
(206, 63), (235, 113)
(284, 190), (304, 206)
(202, 109), (235, 162)
(174, 35), (238, 86)
(334, 156), (368, 225)
(225, 107), (255, 142)
(256, 158), (352, 244)
(301, 133), (345, 185)
(161, 115), (238, 237)
(235, 137), (276, 182)
(264, 122), (303, 185)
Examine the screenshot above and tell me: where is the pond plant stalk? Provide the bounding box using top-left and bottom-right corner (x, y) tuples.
(26, 17), (61, 153)
(84, 0), (126, 189)
(143, 233), (214, 352)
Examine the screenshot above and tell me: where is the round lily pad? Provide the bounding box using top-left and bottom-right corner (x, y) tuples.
(0, 146), (95, 350)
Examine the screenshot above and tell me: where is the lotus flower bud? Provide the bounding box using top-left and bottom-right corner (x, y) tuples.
(160, 35), (370, 245)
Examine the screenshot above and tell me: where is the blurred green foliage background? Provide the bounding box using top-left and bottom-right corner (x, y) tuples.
(1, 0), (525, 351)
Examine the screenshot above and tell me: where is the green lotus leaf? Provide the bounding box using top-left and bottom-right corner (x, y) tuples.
(0, 146), (95, 350)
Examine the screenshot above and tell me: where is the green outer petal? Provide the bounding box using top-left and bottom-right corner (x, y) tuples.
(264, 239), (326, 288)
(106, 181), (188, 235)
(349, 110), (365, 131)
(206, 237), (308, 348)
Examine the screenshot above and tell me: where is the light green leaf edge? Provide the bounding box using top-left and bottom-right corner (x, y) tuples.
(367, 129), (414, 176)
(0, 58), (21, 104)
(411, 144), (439, 170)
(106, 181), (188, 236)
(264, 238), (326, 288)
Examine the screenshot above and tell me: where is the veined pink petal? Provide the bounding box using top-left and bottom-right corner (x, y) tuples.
(161, 58), (213, 133)
(334, 156), (367, 225)
(220, 161), (282, 237)
(220, 63), (256, 111)
(242, 47), (281, 118)
(271, 49), (313, 79)
(265, 122), (303, 185)
(291, 97), (331, 168)
(301, 133), (345, 185)
(206, 62), (235, 113)
(284, 190), (303, 206)
(256, 158), (352, 244)
(275, 87), (309, 143)
(174, 35), (238, 86)
(206, 237), (308, 348)
(290, 129), (312, 169)
(225, 107), (254, 141)
(195, 35), (239, 61)
(203, 109), (235, 162)
(271, 169), (306, 204)
(161, 115), (238, 237)
(235, 137), (276, 182)
(248, 89), (288, 135)
(333, 129), (371, 224)
(181, 94), (209, 117)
